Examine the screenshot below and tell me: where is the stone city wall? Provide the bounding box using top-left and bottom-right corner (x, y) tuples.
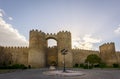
(1, 46), (29, 66)
(72, 49), (99, 65)
(0, 29), (120, 68)
(46, 46), (58, 66)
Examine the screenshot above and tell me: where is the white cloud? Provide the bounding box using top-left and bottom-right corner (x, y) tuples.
(0, 10), (28, 47)
(73, 34), (101, 50)
(8, 17), (13, 20)
(0, 12), (2, 17)
(114, 26), (120, 34)
(83, 34), (101, 43)
(0, 9), (4, 17)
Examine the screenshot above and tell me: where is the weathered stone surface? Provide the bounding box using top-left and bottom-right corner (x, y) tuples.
(99, 42), (118, 66)
(0, 29), (120, 68)
(72, 49), (99, 65)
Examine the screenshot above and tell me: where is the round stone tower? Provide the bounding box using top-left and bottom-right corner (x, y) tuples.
(99, 42), (118, 66)
(28, 30), (46, 68)
(57, 31), (73, 67)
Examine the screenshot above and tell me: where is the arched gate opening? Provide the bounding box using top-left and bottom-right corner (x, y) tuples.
(46, 37), (58, 67)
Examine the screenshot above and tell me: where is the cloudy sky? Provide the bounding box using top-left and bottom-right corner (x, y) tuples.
(0, 0), (120, 51)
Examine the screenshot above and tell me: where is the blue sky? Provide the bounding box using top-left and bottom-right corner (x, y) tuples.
(0, 0), (120, 51)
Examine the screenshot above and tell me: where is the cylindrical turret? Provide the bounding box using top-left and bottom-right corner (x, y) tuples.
(57, 31), (73, 67)
(99, 42), (118, 66)
(28, 30), (46, 68)
(29, 29), (39, 48)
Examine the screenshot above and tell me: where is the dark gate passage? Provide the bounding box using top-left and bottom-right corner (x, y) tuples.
(46, 46), (58, 67)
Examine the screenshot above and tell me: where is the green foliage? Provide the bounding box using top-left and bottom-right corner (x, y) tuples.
(85, 54), (101, 65)
(94, 64), (100, 68)
(10, 64), (27, 69)
(83, 64), (93, 69)
(73, 63), (93, 69)
(99, 63), (106, 68)
(0, 64), (27, 69)
(75, 63), (79, 67)
(79, 63), (84, 68)
(73, 63), (79, 67)
(113, 63), (119, 68)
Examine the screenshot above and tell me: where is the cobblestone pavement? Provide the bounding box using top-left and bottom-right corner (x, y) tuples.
(0, 68), (120, 79)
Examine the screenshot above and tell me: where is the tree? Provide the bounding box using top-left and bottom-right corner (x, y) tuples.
(85, 54), (101, 66)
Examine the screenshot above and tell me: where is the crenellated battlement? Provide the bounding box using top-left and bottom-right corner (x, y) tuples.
(0, 29), (119, 68)
(46, 33), (57, 36)
(4, 45), (28, 49)
(0, 45), (29, 66)
(47, 46), (57, 49)
(30, 29), (71, 35)
(99, 42), (117, 66)
(72, 48), (99, 53)
(100, 42), (114, 47)
(45, 33), (57, 40)
(58, 30), (70, 33)
(30, 29), (45, 35)
(57, 30), (71, 35)
(99, 42), (115, 51)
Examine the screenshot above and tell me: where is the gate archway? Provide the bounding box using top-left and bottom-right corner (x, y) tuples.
(46, 34), (58, 67)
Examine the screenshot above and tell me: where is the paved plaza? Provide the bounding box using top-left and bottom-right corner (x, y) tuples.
(0, 68), (120, 79)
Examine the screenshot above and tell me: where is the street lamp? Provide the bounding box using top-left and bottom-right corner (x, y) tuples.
(61, 49), (68, 72)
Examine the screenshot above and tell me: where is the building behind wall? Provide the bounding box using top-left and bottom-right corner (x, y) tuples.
(0, 29), (120, 68)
